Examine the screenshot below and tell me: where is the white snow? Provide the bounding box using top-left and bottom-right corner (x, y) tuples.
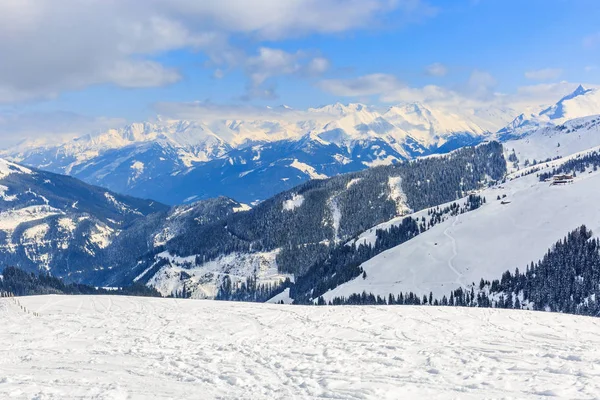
(57, 217), (77, 232)
(504, 115), (600, 168)
(361, 155), (399, 167)
(324, 166), (600, 302)
(282, 193), (304, 211)
(0, 184), (17, 201)
(104, 192), (142, 215)
(328, 197), (342, 244)
(2, 296), (600, 399)
(130, 160), (145, 180)
(387, 176), (410, 215)
(266, 288), (294, 304)
(289, 159), (328, 180)
(0, 158), (32, 178)
(87, 223), (115, 250)
(345, 178), (362, 189)
(0, 205), (62, 231)
(232, 203), (251, 213)
(148, 250), (290, 299)
(22, 223), (49, 242)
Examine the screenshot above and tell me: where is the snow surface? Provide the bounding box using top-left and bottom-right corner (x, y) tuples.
(266, 288), (294, 304)
(325, 166), (600, 302)
(0, 184), (17, 201)
(0, 205), (62, 231)
(148, 250), (291, 298)
(289, 159), (328, 180)
(0, 157), (32, 178)
(504, 115), (600, 168)
(104, 192), (142, 216)
(2, 296), (600, 399)
(282, 193), (304, 211)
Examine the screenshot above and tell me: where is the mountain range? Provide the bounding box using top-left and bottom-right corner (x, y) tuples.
(3, 101), (518, 204)
(1, 84), (600, 309)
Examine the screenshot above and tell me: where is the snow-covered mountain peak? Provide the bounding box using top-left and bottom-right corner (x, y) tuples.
(497, 85), (600, 140)
(539, 85), (599, 122)
(309, 102), (368, 116)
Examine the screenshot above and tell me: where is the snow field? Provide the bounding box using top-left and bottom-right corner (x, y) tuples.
(2, 296), (600, 399)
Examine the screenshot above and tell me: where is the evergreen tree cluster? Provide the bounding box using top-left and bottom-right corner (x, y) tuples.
(0, 266), (161, 297)
(538, 151), (600, 182)
(215, 276), (292, 302)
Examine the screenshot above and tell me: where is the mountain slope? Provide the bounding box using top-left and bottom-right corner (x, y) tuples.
(320, 145), (600, 303)
(503, 115), (600, 169)
(0, 158), (169, 276)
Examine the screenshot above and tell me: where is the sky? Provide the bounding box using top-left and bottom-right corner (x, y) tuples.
(0, 0), (599, 145)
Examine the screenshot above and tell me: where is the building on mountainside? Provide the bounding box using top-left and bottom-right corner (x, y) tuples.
(549, 174), (574, 185)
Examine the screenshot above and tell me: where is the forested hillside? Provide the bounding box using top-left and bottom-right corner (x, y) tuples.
(109, 142), (505, 298)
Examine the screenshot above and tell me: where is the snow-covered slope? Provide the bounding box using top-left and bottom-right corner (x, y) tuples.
(0, 157), (168, 276)
(4, 102), (516, 204)
(322, 152), (600, 302)
(3, 295), (600, 400)
(504, 115), (600, 169)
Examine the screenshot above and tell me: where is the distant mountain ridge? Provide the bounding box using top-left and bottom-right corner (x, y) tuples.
(497, 85), (600, 140)
(3, 102), (516, 204)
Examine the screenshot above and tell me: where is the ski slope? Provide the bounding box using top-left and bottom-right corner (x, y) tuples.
(324, 166), (600, 302)
(2, 296), (600, 399)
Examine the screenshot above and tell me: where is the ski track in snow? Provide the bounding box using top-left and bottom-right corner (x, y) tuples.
(2, 296), (600, 399)
(443, 215), (465, 289)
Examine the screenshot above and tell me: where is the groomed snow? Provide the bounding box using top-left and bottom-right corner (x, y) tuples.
(2, 296), (600, 399)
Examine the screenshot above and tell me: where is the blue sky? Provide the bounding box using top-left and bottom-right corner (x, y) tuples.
(0, 0), (598, 143)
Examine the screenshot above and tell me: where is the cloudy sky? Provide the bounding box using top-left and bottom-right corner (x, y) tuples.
(0, 0), (599, 144)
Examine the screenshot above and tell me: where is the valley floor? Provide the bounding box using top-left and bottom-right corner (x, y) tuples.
(2, 296), (600, 399)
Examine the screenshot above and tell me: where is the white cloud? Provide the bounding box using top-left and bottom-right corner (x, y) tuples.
(319, 69), (599, 112)
(0, 0), (435, 103)
(319, 70), (498, 107)
(318, 74), (404, 97)
(235, 48), (330, 100)
(106, 61), (181, 88)
(424, 63), (447, 77)
(154, 101), (337, 124)
(524, 68), (563, 81)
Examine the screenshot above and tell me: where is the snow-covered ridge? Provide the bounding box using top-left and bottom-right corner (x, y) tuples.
(0, 157), (32, 178)
(498, 85), (600, 139)
(504, 114), (600, 169)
